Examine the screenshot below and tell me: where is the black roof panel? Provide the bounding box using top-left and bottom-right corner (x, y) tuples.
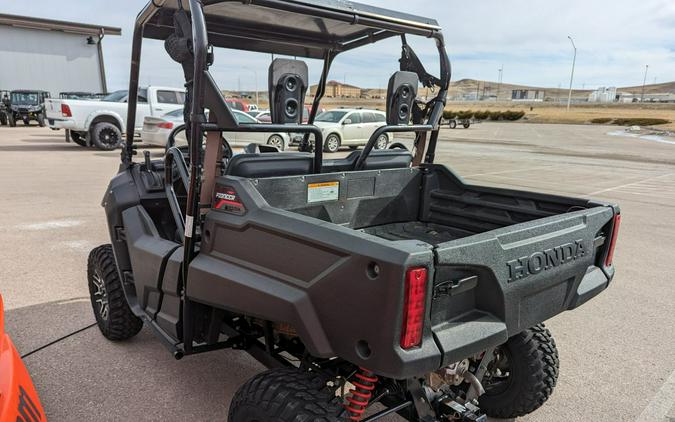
(142, 0), (441, 59)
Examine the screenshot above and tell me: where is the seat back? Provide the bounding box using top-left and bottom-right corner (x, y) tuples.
(323, 150), (412, 173)
(224, 149), (412, 179)
(225, 153), (314, 178)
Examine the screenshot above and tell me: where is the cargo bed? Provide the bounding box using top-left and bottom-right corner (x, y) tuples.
(183, 161), (618, 378)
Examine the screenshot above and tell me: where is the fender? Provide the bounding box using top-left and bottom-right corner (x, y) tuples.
(0, 295), (46, 422)
(84, 110), (126, 134)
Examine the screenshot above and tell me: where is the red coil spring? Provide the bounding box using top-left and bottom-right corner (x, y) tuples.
(344, 367), (379, 421)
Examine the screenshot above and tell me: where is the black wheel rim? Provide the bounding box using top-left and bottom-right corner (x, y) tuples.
(91, 270), (109, 321)
(482, 347), (513, 396)
(100, 128), (120, 146)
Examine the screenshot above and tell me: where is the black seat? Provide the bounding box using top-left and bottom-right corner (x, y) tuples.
(225, 149), (412, 179)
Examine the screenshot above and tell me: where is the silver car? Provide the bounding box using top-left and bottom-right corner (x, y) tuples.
(313, 109), (392, 153)
(142, 108), (292, 150)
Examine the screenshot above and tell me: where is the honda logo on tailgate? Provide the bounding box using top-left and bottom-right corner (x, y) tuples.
(507, 239), (586, 282)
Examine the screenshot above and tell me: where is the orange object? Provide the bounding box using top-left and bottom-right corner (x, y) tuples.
(0, 294), (46, 422)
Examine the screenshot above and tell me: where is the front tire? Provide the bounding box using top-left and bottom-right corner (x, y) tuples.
(22, 116), (30, 126)
(229, 368), (344, 422)
(71, 131), (88, 147)
(324, 133), (340, 153)
(480, 324), (559, 419)
(8, 113), (16, 127)
(463, 120), (471, 129)
(449, 120), (457, 129)
(87, 245), (143, 341)
(37, 113), (45, 127)
(91, 122), (123, 150)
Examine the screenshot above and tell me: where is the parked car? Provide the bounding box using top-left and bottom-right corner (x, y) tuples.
(6, 90), (51, 127)
(225, 98), (250, 112)
(45, 86), (185, 150)
(246, 109), (268, 119)
(304, 108), (392, 153)
(142, 108), (292, 150)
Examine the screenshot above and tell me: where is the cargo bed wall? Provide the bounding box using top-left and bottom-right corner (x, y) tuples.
(420, 165), (599, 235)
(254, 168), (423, 229)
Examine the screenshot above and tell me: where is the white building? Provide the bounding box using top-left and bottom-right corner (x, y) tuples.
(0, 14), (121, 95)
(589, 87), (617, 103)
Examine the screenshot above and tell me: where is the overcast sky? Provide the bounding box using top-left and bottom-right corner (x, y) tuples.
(3, 0), (674, 91)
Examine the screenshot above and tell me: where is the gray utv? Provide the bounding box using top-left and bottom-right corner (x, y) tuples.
(7, 90), (50, 127)
(87, 1), (621, 421)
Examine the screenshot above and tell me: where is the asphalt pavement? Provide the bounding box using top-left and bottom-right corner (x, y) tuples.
(0, 122), (673, 421)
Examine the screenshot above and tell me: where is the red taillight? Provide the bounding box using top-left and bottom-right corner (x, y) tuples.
(157, 121), (174, 129)
(61, 103), (72, 117)
(604, 214), (621, 267)
(400, 267), (427, 349)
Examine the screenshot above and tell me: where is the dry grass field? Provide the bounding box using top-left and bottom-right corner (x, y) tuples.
(313, 97), (675, 131)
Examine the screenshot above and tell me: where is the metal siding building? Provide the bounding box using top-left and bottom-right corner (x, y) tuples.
(0, 14), (121, 96)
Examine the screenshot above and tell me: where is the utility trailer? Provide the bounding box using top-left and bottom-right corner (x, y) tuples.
(443, 118), (475, 129)
(87, 1), (621, 421)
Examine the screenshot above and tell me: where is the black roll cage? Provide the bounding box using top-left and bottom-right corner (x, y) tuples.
(122, 0), (451, 356)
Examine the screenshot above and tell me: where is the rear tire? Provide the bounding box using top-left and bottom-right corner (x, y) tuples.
(37, 113), (45, 127)
(8, 113), (16, 127)
(0, 112), (7, 126)
(22, 116), (30, 126)
(91, 122), (123, 150)
(229, 368), (344, 422)
(480, 324), (559, 419)
(87, 245), (143, 341)
(374, 134), (389, 149)
(463, 121), (471, 129)
(267, 134), (286, 151)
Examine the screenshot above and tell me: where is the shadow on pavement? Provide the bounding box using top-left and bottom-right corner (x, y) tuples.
(7, 299), (266, 420)
(4, 297), (94, 356)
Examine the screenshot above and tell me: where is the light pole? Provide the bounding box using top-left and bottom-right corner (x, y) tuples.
(566, 36), (577, 111)
(497, 65), (503, 101)
(640, 65), (649, 103)
(250, 69), (259, 107)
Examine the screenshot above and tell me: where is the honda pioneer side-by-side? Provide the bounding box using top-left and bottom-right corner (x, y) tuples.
(87, 1), (621, 420)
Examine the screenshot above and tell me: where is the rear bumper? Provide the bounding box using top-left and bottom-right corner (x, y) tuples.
(48, 118), (77, 130)
(141, 130), (169, 147)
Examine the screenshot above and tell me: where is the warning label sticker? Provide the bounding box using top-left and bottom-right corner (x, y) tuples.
(307, 181), (339, 203)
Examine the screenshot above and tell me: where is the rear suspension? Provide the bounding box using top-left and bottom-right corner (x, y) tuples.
(344, 367), (379, 421)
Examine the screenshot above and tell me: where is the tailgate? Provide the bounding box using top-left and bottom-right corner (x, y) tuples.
(429, 205), (616, 365)
(45, 99), (62, 119)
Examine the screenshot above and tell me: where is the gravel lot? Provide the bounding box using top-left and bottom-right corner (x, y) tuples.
(1, 122), (673, 421)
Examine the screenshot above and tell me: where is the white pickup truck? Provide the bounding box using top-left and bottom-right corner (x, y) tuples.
(45, 86), (185, 150)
